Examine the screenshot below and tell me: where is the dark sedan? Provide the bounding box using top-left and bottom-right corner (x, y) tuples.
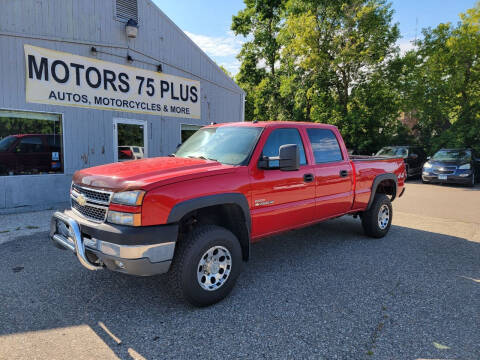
(376, 146), (427, 178)
(422, 148), (479, 187)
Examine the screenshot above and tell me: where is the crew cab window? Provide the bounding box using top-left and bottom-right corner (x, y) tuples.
(307, 129), (343, 164)
(262, 128), (307, 167)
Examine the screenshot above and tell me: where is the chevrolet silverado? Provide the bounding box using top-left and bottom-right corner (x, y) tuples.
(50, 122), (406, 306)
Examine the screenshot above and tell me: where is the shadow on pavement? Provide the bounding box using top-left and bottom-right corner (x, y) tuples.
(0, 216), (479, 359)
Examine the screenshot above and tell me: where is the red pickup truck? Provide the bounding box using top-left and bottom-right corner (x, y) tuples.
(50, 122), (405, 306)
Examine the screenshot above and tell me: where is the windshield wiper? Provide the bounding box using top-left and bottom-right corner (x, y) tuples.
(188, 155), (218, 162)
(168, 153), (176, 157)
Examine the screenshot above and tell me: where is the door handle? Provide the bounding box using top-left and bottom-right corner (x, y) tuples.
(303, 173), (314, 183)
(339, 170), (349, 177)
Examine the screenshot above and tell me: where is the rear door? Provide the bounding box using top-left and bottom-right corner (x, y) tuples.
(306, 128), (354, 220)
(249, 127), (316, 238)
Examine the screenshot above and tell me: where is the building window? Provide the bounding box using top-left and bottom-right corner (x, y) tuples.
(116, 0), (138, 22)
(0, 110), (63, 176)
(181, 124), (202, 143)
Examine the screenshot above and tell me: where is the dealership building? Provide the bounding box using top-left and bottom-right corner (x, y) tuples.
(0, 0), (244, 211)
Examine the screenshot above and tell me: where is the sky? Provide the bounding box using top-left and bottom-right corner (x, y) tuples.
(153, 0), (477, 75)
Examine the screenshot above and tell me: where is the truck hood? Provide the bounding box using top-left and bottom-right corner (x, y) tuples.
(73, 157), (236, 191)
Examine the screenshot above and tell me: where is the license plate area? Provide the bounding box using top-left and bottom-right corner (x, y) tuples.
(438, 175), (448, 180)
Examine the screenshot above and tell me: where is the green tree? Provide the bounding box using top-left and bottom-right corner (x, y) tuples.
(404, 3), (480, 153)
(232, 0), (285, 121)
(279, 0), (404, 152)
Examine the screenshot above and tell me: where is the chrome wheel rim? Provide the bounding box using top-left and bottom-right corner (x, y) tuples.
(378, 204), (390, 230)
(197, 246), (232, 291)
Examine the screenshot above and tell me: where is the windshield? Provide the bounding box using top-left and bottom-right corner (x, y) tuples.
(0, 136), (16, 152)
(432, 149), (471, 162)
(376, 147), (408, 157)
(175, 126), (262, 165)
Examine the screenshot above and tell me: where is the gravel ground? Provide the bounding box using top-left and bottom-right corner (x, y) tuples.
(0, 182), (479, 359)
(0, 209), (56, 245)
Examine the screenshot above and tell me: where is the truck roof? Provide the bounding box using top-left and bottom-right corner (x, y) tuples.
(207, 121), (338, 131)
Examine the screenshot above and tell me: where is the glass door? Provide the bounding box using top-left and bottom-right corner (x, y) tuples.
(113, 118), (147, 162)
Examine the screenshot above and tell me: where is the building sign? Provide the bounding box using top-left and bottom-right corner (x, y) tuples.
(24, 45), (201, 119)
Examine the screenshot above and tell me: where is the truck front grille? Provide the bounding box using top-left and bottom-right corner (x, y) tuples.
(70, 184), (112, 223)
(71, 199), (107, 222)
(71, 183), (111, 204)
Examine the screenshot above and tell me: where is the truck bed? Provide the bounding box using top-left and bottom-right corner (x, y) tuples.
(350, 156), (406, 211)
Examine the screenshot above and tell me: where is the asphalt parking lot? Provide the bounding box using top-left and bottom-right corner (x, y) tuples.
(0, 181), (479, 360)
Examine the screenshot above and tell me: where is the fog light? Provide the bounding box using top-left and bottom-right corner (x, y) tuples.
(459, 173), (470, 177)
(114, 260), (125, 269)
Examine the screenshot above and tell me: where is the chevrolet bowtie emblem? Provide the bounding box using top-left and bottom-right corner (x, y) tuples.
(77, 194), (87, 206)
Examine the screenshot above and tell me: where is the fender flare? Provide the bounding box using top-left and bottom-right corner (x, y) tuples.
(366, 173), (398, 210)
(167, 193), (252, 260)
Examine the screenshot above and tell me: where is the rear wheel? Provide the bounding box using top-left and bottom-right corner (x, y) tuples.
(361, 194), (392, 238)
(168, 225), (242, 307)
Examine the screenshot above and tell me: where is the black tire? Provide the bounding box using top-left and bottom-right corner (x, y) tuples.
(167, 225), (243, 307)
(361, 194), (392, 238)
(467, 172), (475, 187)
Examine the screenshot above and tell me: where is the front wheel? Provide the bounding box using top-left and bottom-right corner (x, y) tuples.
(467, 172), (475, 187)
(361, 194), (393, 238)
(168, 225), (243, 307)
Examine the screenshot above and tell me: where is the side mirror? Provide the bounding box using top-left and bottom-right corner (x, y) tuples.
(258, 144), (300, 171)
(279, 144), (300, 171)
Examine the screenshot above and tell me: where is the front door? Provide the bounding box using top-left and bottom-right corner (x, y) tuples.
(113, 119), (148, 162)
(249, 127), (316, 239)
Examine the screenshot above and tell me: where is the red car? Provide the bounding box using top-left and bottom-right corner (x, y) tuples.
(0, 134), (62, 175)
(50, 122), (405, 306)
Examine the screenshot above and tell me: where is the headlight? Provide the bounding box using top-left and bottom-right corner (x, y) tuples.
(107, 211), (141, 226)
(423, 162), (432, 169)
(458, 163), (471, 170)
(111, 190), (145, 206)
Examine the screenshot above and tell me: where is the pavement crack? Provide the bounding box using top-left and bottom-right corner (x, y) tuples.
(365, 280), (401, 357)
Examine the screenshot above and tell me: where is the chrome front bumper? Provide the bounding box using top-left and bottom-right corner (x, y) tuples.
(50, 211), (175, 276)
